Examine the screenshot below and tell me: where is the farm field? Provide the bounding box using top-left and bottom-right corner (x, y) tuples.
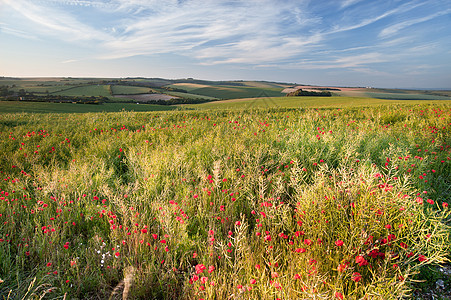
(160, 91), (218, 100)
(49, 85), (112, 97)
(113, 94), (178, 103)
(0, 103), (450, 299)
(3, 97), (451, 113)
(110, 85), (152, 95)
(336, 90), (451, 101)
(167, 83), (285, 99)
(0, 101), (176, 113)
(183, 96), (451, 110)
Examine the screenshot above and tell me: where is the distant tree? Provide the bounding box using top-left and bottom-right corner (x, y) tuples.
(286, 89), (331, 97)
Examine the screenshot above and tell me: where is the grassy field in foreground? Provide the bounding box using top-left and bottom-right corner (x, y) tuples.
(183, 96), (451, 110)
(0, 104), (450, 299)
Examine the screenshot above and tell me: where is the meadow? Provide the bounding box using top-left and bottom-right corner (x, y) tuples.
(0, 103), (450, 299)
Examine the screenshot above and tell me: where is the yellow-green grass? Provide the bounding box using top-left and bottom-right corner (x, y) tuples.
(336, 90), (451, 100)
(182, 96), (451, 110)
(0, 104), (449, 299)
(169, 83), (212, 91)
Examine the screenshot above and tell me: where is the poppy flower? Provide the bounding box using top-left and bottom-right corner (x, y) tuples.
(335, 240), (344, 247)
(418, 255), (428, 262)
(355, 255), (368, 266)
(352, 272), (362, 282)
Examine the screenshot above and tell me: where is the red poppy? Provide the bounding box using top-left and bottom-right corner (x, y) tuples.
(418, 255), (428, 262)
(335, 240), (344, 247)
(352, 272), (362, 282)
(355, 255), (368, 266)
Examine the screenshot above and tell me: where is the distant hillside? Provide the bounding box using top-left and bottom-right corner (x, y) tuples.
(1, 77), (450, 103)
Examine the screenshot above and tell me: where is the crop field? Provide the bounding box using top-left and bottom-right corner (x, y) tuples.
(336, 89), (451, 101)
(363, 92), (451, 101)
(0, 101), (176, 113)
(183, 96), (451, 110)
(110, 85), (152, 95)
(50, 85), (112, 97)
(0, 103), (450, 299)
(161, 91), (218, 100)
(167, 84), (284, 99)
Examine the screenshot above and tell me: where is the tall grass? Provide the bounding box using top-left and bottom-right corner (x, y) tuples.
(0, 104), (450, 299)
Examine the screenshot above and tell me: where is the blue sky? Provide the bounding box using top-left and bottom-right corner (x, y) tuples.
(1, 0), (451, 88)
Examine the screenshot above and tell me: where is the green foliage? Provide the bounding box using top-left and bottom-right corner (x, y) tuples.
(286, 88), (332, 97)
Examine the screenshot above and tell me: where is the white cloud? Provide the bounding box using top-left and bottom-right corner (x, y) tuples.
(3, 0), (110, 41)
(329, 1), (427, 34)
(340, 0), (365, 9)
(0, 23), (38, 40)
(2, 0), (450, 73)
(98, 0), (323, 64)
(379, 9), (451, 38)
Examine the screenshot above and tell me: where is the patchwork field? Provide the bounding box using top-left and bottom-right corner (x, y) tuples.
(49, 85), (112, 97)
(111, 85), (152, 95)
(0, 102), (450, 299)
(113, 94), (177, 102)
(167, 83), (285, 99)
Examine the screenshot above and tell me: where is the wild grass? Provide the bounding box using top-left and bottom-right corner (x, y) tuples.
(0, 104), (450, 299)
(183, 96), (451, 110)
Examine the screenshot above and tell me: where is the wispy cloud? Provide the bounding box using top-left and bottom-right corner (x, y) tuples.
(100, 0), (323, 64)
(61, 59), (78, 64)
(340, 0), (365, 9)
(2, 0), (451, 79)
(0, 23), (38, 40)
(3, 0), (110, 41)
(328, 1), (427, 34)
(379, 9), (451, 38)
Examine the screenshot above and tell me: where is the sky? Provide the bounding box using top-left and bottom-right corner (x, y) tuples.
(1, 0), (451, 88)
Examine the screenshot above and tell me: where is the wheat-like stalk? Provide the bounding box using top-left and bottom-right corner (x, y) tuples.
(109, 266), (135, 300)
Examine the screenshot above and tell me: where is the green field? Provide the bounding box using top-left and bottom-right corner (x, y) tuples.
(111, 85), (153, 95)
(183, 96), (451, 110)
(0, 101), (177, 113)
(2, 97), (451, 113)
(239, 81), (289, 88)
(167, 83), (284, 99)
(50, 85), (112, 97)
(160, 90), (218, 100)
(336, 89), (451, 100)
(363, 91), (451, 100)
